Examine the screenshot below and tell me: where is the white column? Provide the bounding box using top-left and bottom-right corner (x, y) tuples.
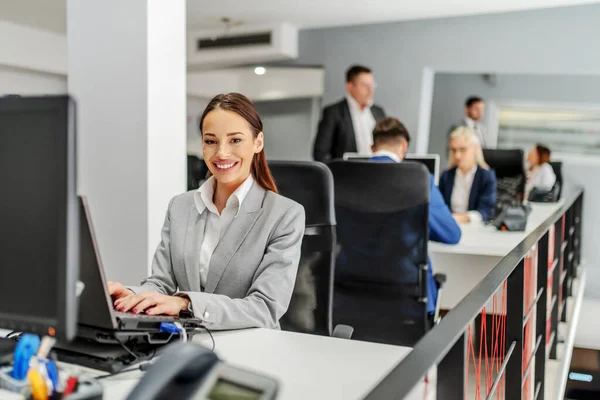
(416, 67), (435, 154)
(68, 0), (186, 284)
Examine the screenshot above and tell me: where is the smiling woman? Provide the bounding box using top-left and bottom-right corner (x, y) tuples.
(200, 93), (278, 200)
(108, 93), (306, 330)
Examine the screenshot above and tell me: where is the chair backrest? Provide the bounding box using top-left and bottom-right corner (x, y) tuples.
(483, 149), (526, 213)
(269, 160), (336, 336)
(187, 155), (209, 191)
(328, 160), (430, 346)
(549, 161), (563, 200)
(529, 161), (563, 203)
(345, 153), (440, 184)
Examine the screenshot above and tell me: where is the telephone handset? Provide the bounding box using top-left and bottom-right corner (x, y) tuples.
(126, 342), (278, 400)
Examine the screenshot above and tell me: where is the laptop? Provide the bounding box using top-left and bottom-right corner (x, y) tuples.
(77, 196), (203, 333)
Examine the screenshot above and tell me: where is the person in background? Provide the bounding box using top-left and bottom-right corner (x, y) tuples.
(449, 96), (487, 148)
(107, 93), (305, 330)
(439, 126), (497, 223)
(313, 65), (386, 163)
(525, 144), (556, 199)
(370, 117), (461, 315)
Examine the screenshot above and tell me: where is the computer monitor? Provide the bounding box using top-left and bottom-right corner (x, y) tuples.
(0, 96), (79, 341)
(343, 153), (441, 184)
(187, 155), (209, 190)
(405, 154), (440, 185)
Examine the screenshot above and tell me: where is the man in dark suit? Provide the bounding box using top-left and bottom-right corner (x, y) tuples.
(370, 117), (461, 314)
(449, 96), (487, 148)
(313, 65), (386, 163)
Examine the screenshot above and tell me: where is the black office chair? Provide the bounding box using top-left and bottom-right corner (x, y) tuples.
(550, 161), (563, 200)
(269, 160), (340, 337)
(528, 161), (562, 203)
(187, 155), (209, 191)
(483, 149), (526, 214)
(329, 160), (432, 347)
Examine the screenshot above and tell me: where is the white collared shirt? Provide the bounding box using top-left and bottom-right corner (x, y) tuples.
(193, 175), (255, 287)
(451, 166), (482, 223)
(346, 94), (376, 156)
(526, 163), (556, 198)
(372, 149), (401, 163)
(464, 117), (485, 147)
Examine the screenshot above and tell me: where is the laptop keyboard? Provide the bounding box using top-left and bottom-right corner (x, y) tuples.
(114, 311), (179, 321)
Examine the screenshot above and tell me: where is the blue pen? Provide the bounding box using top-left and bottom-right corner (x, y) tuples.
(45, 359), (59, 394)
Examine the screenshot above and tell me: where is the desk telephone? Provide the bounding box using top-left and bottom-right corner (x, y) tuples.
(126, 342), (278, 400)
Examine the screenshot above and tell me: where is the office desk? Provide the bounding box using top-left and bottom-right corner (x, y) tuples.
(97, 328), (419, 400)
(430, 202), (563, 308)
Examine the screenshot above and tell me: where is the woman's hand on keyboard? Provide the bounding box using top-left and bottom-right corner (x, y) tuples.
(113, 292), (190, 316)
(107, 281), (134, 303)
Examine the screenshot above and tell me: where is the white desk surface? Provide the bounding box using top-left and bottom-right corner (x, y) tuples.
(430, 201), (563, 309)
(430, 201), (563, 257)
(98, 328), (417, 400)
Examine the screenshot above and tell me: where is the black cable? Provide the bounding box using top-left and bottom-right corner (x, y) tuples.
(96, 347), (157, 380)
(204, 327), (215, 351)
(97, 341), (158, 380)
(95, 365), (142, 380)
(113, 336), (139, 361)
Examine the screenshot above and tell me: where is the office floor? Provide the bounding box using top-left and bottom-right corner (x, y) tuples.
(573, 297), (600, 350)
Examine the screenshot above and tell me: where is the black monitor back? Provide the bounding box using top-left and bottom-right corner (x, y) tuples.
(187, 155), (209, 191)
(346, 154), (439, 181)
(0, 96), (79, 341)
(483, 149), (526, 211)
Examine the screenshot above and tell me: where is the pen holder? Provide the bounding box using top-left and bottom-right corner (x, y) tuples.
(0, 367), (31, 396)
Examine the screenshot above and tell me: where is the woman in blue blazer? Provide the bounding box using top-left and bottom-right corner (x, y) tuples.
(439, 127), (496, 223)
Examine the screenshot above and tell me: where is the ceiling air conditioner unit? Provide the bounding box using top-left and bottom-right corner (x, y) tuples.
(188, 22), (298, 68)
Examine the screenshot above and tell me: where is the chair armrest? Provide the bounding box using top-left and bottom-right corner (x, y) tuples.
(332, 324), (354, 339)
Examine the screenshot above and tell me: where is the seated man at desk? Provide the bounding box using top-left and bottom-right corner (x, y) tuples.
(370, 117), (462, 313)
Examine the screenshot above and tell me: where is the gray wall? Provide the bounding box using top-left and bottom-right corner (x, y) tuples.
(187, 96), (210, 157)
(255, 98), (318, 161)
(186, 97), (319, 161)
(292, 4), (600, 153)
(0, 65), (66, 96)
(429, 73), (600, 164)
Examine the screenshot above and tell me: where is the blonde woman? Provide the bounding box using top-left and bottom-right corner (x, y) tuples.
(439, 127), (497, 223)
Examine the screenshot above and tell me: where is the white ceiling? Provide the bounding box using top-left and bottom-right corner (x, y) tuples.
(0, 0), (598, 34)
(187, 0), (600, 30)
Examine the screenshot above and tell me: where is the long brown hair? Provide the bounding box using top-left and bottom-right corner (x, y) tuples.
(535, 144), (551, 165)
(199, 93), (278, 193)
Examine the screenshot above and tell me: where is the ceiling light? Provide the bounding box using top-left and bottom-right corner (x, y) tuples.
(254, 66), (266, 76)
